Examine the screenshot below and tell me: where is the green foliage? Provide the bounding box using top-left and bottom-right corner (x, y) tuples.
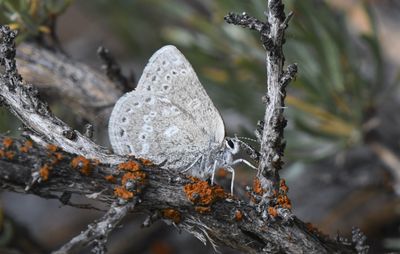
(0, 0), (397, 161)
(0, 0), (72, 42)
(84, 0), (397, 160)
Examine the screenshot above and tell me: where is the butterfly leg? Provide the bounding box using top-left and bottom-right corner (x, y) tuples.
(232, 158), (257, 170)
(182, 154), (203, 173)
(226, 166), (235, 195)
(210, 160), (219, 186)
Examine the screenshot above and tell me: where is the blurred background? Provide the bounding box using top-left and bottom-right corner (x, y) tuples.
(0, 0), (400, 253)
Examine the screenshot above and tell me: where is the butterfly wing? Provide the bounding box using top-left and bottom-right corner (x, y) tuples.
(136, 45), (225, 144)
(109, 45), (225, 172)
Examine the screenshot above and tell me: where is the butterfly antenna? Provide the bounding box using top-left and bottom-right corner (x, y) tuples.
(235, 136), (258, 143)
(233, 135), (260, 162)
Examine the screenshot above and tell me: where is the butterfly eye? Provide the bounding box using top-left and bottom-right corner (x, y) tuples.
(227, 139), (234, 149)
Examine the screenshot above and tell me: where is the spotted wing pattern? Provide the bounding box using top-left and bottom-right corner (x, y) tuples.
(109, 45), (225, 174)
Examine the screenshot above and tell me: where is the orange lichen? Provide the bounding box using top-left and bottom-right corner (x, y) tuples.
(277, 194), (292, 209)
(187, 176), (199, 182)
(3, 137), (13, 149)
(279, 179), (289, 194)
(162, 208), (181, 224)
(19, 140), (33, 153)
(268, 206), (278, 217)
(114, 186), (133, 200)
(121, 171), (147, 186)
(5, 151), (15, 160)
(39, 164), (51, 181)
(195, 206), (211, 214)
(0, 149), (4, 157)
(183, 178), (226, 207)
(52, 152), (64, 162)
(105, 175), (116, 183)
(235, 210), (243, 221)
(71, 155), (91, 176)
(139, 158), (153, 166)
(253, 177), (263, 194)
(47, 144), (58, 152)
(118, 160), (141, 172)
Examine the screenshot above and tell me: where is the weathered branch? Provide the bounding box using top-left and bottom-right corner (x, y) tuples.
(224, 12), (270, 36)
(16, 43), (123, 124)
(0, 135), (356, 253)
(257, 0), (291, 193)
(97, 46), (136, 92)
(0, 5), (362, 252)
(0, 28), (123, 165)
(54, 203), (137, 254)
(226, 0), (295, 204)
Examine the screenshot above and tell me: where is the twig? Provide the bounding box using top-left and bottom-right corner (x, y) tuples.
(97, 46), (136, 92)
(0, 26), (123, 165)
(224, 12), (270, 36)
(53, 202), (136, 254)
(369, 141), (400, 194)
(225, 0), (297, 199)
(16, 43), (123, 124)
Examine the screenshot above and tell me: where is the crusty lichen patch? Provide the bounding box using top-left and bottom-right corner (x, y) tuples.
(3, 137), (13, 149)
(114, 160), (148, 200)
(4, 151), (15, 160)
(183, 177), (226, 213)
(276, 179), (291, 209)
(251, 177), (292, 218)
(279, 179), (289, 194)
(114, 186), (134, 200)
(0, 137), (15, 160)
(266, 178), (292, 217)
(139, 158), (153, 166)
(268, 206), (278, 217)
(39, 164), (51, 181)
(277, 193), (292, 209)
(47, 144), (58, 153)
(162, 208), (181, 224)
(71, 155), (92, 176)
(44, 144), (65, 165)
(121, 171), (147, 186)
(118, 160), (141, 172)
(19, 140), (32, 153)
(253, 177), (263, 195)
(51, 152), (63, 164)
(105, 175), (117, 183)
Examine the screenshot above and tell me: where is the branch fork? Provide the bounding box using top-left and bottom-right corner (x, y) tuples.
(0, 1), (363, 252)
(225, 0), (296, 211)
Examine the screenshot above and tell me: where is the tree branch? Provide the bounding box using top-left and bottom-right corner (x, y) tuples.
(16, 43), (123, 124)
(97, 46), (136, 93)
(0, 134), (356, 253)
(53, 203), (137, 254)
(225, 0), (295, 213)
(0, 27), (123, 165)
(0, 6), (362, 251)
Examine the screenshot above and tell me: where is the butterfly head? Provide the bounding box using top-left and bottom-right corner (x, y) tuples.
(225, 137), (240, 155)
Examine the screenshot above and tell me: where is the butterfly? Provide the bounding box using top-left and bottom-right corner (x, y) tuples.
(108, 45), (256, 194)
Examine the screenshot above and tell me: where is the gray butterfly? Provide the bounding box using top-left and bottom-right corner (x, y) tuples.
(108, 45), (256, 193)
